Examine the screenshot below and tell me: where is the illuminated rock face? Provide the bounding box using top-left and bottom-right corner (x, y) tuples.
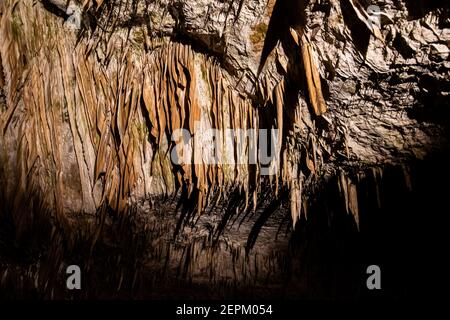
(0, 0), (449, 299)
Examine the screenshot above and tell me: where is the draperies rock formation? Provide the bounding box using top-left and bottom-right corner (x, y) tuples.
(0, 0), (449, 299)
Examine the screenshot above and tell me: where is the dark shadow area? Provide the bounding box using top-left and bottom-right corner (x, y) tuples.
(1, 150), (449, 300)
(245, 190), (288, 253)
(257, 0), (308, 76)
(340, 0), (370, 56)
(407, 72), (450, 130)
(404, 0), (450, 19)
(40, 0), (68, 20)
(392, 33), (416, 59)
(286, 151), (450, 301)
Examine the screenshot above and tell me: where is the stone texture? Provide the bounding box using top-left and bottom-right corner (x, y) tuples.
(0, 0), (449, 298)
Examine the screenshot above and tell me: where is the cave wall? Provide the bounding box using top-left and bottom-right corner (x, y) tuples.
(0, 0), (449, 299)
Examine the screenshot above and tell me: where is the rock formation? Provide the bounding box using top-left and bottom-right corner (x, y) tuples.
(0, 0), (449, 299)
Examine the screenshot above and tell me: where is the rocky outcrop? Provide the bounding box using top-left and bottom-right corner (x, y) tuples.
(0, 0), (449, 298)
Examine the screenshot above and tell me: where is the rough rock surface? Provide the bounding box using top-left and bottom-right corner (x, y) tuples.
(0, 0), (449, 298)
(173, 0), (450, 162)
(31, 0), (450, 167)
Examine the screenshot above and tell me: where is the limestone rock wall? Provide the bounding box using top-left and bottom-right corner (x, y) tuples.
(0, 0), (449, 298)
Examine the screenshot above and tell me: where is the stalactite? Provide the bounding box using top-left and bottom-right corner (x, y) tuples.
(347, 0), (384, 41)
(338, 171), (360, 230)
(0, 0), (387, 240)
(290, 28), (327, 117)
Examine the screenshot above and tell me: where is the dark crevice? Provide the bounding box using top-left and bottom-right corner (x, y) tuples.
(404, 0), (450, 19)
(257, 0), (308, 76)
(340, 0), (370, 56)
(40, 0), (69, 19)
(392, 33), (416, 59)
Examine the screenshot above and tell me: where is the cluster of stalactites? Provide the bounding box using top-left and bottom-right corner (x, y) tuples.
(0, 0), (268, 223)
(0, 0), (367, 232)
